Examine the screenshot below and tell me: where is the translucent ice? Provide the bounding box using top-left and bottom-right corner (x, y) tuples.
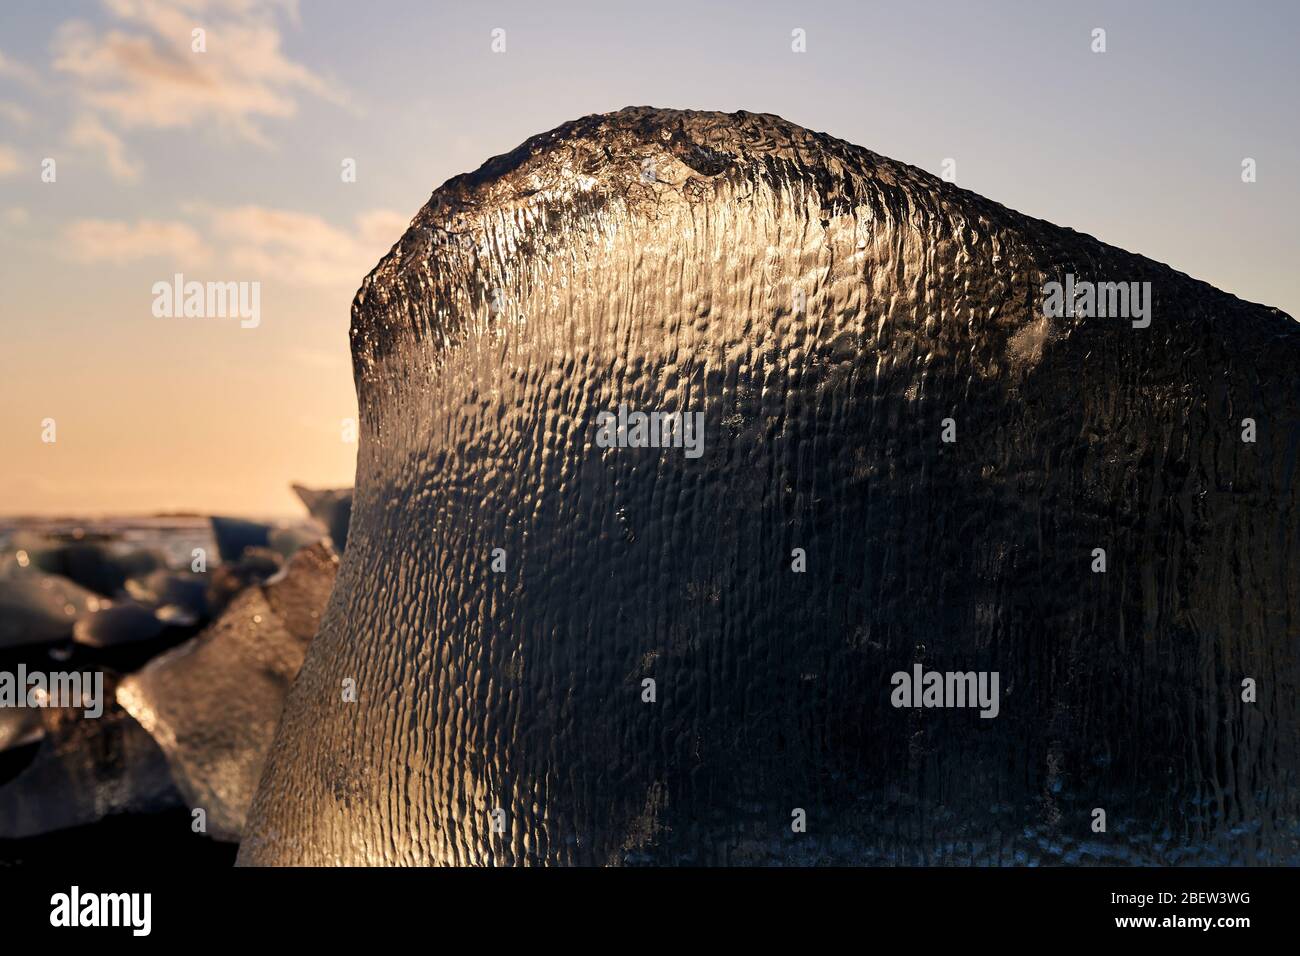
(240, 109), (1299, 866)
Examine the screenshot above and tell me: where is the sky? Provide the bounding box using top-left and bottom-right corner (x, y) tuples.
(1, 0), (1296, 517)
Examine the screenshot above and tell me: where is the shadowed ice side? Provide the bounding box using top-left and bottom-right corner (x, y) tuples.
(238, 107), (1300, 866)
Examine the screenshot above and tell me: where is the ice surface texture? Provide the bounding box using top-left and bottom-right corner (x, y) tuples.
(239, 108), (1299, 865)
(0, 703), (179, 840)
(120, 542), (337, 841)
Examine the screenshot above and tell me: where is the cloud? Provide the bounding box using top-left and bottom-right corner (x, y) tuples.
(0, 51), (39, 86)
(201, 204), (407, 287)
(0, 145), (19, 177)
(67, 114), (141, 181)
(52, 0), (344, 148)
(356, 209), (410, 247)
(61, 204), (407, 286)
(0, 101), (31, 125)
(64, 218), (211, 264)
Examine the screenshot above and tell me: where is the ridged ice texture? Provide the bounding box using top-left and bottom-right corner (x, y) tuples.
(239, 108), (1299, 866)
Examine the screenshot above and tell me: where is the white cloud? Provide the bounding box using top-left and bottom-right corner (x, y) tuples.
(0, 101), (31, 125)
(356, 209), (410, 246)
(61, 204), (408, 286)
(64, 218), (211, 264)
(52, 0), (343, 148)
(202, 204), (407, 287)
(67, 114), (141, 181)
(0, 51), (39, 86)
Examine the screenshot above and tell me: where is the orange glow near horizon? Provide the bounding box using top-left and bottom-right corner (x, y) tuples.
(1, 1), (1296, 516)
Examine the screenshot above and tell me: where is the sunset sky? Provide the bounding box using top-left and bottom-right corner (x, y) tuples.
(2, 0), (1296, 516)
